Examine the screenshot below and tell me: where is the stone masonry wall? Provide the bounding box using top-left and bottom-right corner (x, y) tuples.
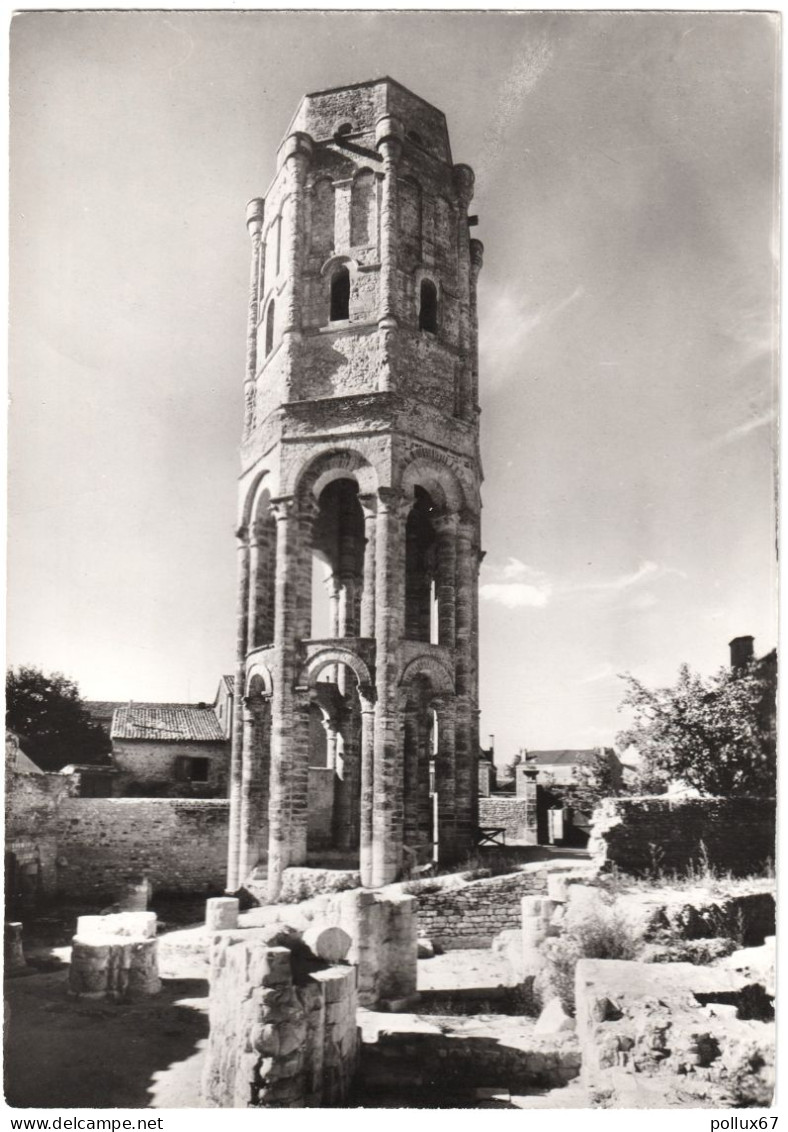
(243, 886), (417, 1007)
(202, 930), (359, 1107)
(5, 759), (73, 897)
(479, 796), (537, 844)
(589, 796), (776, 878)
(54, 798), (229, 898)
(415, 869), (550, 949)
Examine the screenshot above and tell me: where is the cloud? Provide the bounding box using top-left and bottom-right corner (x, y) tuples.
(478, 36), (554, 186)
(480, 582), (551, 609)
(577, 663), (616, 685)
(480, 557), (552, 608)
(568, 560), (685, 595)
(707, 409), (775, 451)
(479, 557), (682, 613)
(481, 286), (584, 384)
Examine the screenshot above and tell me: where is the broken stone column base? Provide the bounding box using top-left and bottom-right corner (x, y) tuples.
(68, 911), (160, 1000)
(4, 922), (27, 975)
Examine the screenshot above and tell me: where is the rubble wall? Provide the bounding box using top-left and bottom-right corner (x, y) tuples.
(54, 798), (229, 897)
(415, 869), (550, 949)
(478, 797), (538, 844)
(589, 796), (776, 878)
(202, 931), (359, 1107)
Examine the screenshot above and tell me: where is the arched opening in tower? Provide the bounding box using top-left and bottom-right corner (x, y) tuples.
(248, 490), (277, 649)
(419, 279), (438, 333)
(405, 486), (439, 643)
(306, 662), (363, 863)
(402, 676), (440, 866)
(329, 265), (350, 322)
(265, 300), (275, 356)
(310, 478), (365, 643)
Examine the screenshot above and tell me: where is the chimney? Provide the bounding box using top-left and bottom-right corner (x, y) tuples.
(488, 734), (495, 756)
(729, 636), (754, 670)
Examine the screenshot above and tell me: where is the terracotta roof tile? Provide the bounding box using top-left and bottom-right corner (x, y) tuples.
(112, 705), (225, 742)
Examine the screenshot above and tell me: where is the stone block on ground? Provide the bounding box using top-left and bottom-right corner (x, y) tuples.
(76, 911), (157, 940)
(279, 867), (361, 903)
(206, 896), (239, 931)
(417, 937), (434, 959)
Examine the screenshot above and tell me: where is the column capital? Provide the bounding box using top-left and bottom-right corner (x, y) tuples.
(432, 509), (460, 534)
(280, 131), (314, 169)
(376, 486), (408, 516)
(358, 492), (378, 520)
(246, 197), (264, 240)
(269, 496), (297, 522)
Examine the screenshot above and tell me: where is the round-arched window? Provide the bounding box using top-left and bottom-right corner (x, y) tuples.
(330, 265), (350, 322)
(419, 279), (438, 333)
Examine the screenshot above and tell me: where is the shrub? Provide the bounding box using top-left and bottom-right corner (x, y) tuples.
(539, 903), (642, 1016)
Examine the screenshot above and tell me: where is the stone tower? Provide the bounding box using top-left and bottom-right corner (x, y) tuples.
(227, 78), (484, 900)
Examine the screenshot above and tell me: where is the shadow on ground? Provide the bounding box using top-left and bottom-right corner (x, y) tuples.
(4, 972), (209, 1108)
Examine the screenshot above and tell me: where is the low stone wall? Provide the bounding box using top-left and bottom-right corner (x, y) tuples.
(415, 867), (553, 949)
(359, 1023), (580, 1095)
(202, 929), (359, 1107)
(589, 796), (776, 878)
(54, 798), (230, 898)
(478, 797), (537, 844)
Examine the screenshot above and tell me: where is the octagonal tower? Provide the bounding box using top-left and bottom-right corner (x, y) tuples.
(228, 78), (484, 900)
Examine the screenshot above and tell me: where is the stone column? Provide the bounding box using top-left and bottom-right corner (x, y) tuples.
(247, 531), (263, 651)
(267, 497), (300, 901)
(371, 487), (406, 886)
(433, 510), (458, 649)
(375, 115), (403, 392)
(359, 495), (377, 638)
(469, 238), (484, 413)
(238, 697), (269, 884)
(401, 699), (420, 853)
(227, 525), (250, 892)
(454, 508), (476, 851)
(289, 690), (312, 867)
(243, 198), (264, 436)
(452, 164), (475, 421)
(358, 687), (376, 887)
(280, 132), (313, 343)
(434, 698), (457, 863)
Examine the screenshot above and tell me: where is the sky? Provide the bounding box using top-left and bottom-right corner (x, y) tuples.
(8, 11), (778, 765)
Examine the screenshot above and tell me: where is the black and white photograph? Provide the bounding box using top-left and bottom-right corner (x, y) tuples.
(5, 9), (779, 1114)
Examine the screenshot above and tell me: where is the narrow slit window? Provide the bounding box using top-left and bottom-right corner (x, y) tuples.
(330, 265), (350, 322)
(419, 279), (438, 333)
(265, 300), (275, 356)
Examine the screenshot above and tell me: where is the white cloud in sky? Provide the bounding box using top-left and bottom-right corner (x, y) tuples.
(707, 409), (775, 451)
(480, 582), (552, 609)
(480, 285), (584, 385)
(480, 557), (683, 612)
(480, 557), (553, 608)
(577, 662), (617, 685)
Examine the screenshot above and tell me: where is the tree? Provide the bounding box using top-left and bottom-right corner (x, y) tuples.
(569, 748), (628, 812)
(616, 659), (776, 797)
(5, 666), (112, 772)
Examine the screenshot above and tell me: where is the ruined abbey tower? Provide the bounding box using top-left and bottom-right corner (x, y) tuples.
(227, 78), (484, 901)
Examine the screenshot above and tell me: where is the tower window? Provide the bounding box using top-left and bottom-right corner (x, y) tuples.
(265, 300), (275, 356)
(330, 265), (350, 322)
(419, 279), (438, 333)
